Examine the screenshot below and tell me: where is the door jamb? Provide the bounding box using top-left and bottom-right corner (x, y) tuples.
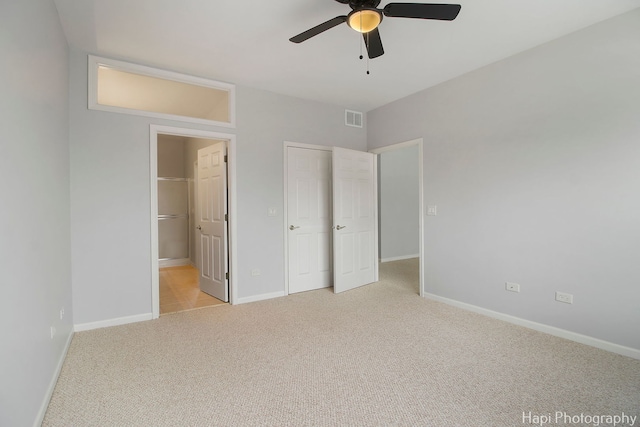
(283, 141), (333, 296)
(150, 125), (238, 318)
(369, 138), (425, 297)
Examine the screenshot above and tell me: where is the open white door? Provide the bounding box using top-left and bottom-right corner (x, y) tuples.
(197, 142), (228, 302)
(287, 147), (333, 293)
(332, 147), (377, 293)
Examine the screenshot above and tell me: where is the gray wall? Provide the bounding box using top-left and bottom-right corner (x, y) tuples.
(157, 135), (186, 178)
(379, 145), (420, 261)
(367, 9), (640, 350)
(69, 48), (367, 325)
(0, 1), (73, 425)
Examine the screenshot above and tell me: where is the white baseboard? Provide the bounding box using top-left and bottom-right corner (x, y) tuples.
(159, 258), (191, 268)
(380, 254), (419, 263)
(424, 293), (640, 360)
(34, 329), (74, 427)
(236, 291), (285, 305)
(74, 313), (153, 332)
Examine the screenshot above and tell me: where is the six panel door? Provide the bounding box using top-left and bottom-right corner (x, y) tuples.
(197, 142), (228, 302)
(332, 147), (376, 293)
(287, 147), (333, 293)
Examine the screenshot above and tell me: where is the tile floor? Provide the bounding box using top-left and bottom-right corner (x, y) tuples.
(159, 265), (227, 315)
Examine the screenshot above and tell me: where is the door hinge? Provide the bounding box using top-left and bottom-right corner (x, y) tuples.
(224, 155), (228, 163)
(225, 272), (229, 280)
(225, 213), (228, 221)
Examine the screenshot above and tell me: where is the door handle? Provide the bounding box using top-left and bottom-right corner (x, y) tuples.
(196, 225), (202, 230)
(336, 225), (346, 230)
(289, 225), (300, 231)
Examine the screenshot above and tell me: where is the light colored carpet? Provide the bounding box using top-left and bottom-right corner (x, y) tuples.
(44, 259), (640, 426)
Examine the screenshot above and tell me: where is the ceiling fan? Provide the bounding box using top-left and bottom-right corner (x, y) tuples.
(289, 1), (461, 59)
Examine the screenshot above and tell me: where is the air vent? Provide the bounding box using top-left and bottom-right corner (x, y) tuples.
(345, 109), (363, 128)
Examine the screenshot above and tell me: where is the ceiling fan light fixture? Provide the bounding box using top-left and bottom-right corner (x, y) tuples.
(347, 9), (382, 33)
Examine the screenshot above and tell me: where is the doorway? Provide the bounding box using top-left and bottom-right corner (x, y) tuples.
(150, 125), (238, 319)
(370, 139), (424, 296)
(159, 265), (226, 314)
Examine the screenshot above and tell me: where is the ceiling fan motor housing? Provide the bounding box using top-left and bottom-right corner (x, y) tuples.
(347, 8), (383, 33)
(335, 0), (382, 6)
(349, 0), (382, 8)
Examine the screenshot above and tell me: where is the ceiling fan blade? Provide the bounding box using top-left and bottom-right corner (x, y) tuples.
(363, 28), (384, 59)
(289, 16), (348, 43)
(383, 3), (461, 21)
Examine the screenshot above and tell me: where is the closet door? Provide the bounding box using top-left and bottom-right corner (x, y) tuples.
(287, 147), (333, 293)
(332, 147), (377, 293)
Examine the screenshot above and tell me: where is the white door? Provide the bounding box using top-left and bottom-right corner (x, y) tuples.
(197, 142), (228, 301)
(287, 147), (333, 293)
(332, 147), (377, 293)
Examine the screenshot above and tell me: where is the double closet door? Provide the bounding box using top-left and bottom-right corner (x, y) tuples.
(287, 146), (377, 295)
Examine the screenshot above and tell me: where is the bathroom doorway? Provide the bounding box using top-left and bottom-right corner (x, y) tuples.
(150, 125), (237, 318)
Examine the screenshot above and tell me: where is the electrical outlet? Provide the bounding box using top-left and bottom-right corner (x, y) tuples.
(555, 291), (573, 304)
(505, 282), (520, 293)
(267, 207), (277, 217)
(50, 326), (56, 339)
(427, 205), (437, 216)
(60, 307), (65, 320)
(251, 269), (261, 276)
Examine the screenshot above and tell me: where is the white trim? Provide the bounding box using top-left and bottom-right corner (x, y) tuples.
(372, 153), (379, 282)
(33, 330), (74, 427)
(369, 138), (422, 154)
(380, 254), (420, 263)
(284, 141), (333, 152)
(150, 125), (238, 319)
(88, 55), (236, 128)
(150, 131), (160, 317)
(283, 145), (289, 296)
(424, 293), (640, 360)
(283, 142), (333, 296)
(74, 313), (153, 332)
(227, 140), (238, 306)
(370, 138), (424, 297)
(236, 291), (286, 305)
(159, 258), (192, 268)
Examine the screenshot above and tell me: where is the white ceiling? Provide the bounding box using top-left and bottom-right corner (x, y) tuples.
(54, 0), (640, 112)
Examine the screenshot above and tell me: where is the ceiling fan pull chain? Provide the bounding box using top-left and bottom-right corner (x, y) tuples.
(359, 13), (364, 60)
(366, 32), (370, 75)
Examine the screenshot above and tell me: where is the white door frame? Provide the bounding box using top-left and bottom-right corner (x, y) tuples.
(283, 141), (334, 295)
(150, 125), (238, 318)
(370, 138), (425, 297)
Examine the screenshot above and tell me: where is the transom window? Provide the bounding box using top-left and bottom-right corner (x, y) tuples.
(88, 55), (235, 128)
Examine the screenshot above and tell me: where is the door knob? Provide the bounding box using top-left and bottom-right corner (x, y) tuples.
(196, 225), (202, 230)
(289, 225), (300, 231)
(336, 225), (346, 230)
